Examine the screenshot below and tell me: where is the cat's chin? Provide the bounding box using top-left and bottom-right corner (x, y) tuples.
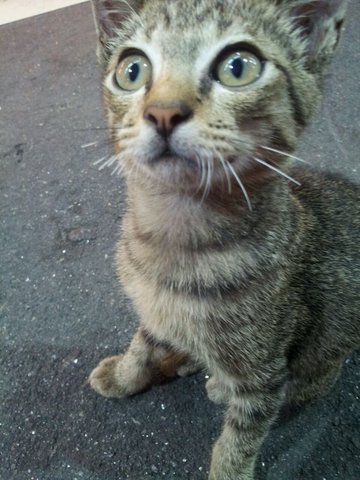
(136, 154), (249, 196)
(141, 155), (202, 192)
(149, 152), (199, 171)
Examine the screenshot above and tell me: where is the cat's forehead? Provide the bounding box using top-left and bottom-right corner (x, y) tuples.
(141, 23), (247, 63)
(140, 0), (240, 34)
(121, 2), (254, 70)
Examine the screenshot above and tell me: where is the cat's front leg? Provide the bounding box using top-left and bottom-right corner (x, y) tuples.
(208, 373), (287, 480)
(89, 326), (166, 398)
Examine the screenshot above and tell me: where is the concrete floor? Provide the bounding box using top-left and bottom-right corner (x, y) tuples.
(0, 2), (359, 479)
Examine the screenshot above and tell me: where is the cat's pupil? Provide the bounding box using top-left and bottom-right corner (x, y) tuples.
(128, 62), (140, 82)
(230, 57), (243, 78)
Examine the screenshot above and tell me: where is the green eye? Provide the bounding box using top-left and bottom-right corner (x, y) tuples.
(115, 54), (151, 91)
(215, 50), (262, 87)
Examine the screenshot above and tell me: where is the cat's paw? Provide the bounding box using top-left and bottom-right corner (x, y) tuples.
(89, 355), (129, 398)
(89, 354), (152, 399)
(206, 377), (229, 404)
(176, 359), (201, 377)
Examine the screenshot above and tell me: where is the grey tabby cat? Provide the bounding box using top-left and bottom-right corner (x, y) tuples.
(89, 1), (359, 479)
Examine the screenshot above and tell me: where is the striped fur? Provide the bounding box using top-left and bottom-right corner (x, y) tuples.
(89, 1), (358, 479)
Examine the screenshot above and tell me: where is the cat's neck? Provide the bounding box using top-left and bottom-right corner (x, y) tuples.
(126, 174), (290, 250)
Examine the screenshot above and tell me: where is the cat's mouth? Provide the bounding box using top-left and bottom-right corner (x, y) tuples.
(150, 147), (198, 170)
(161, 148), (173, 158)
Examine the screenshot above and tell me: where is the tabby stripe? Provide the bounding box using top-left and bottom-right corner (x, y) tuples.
(271, 127), (296, 154)
(275, 63), (307, 127)
(123, 238), (148, 277)
(124, 237), (275, 301)
(233, 373), (289, 397)
(171, 271), (272, 300)
(227, 407), (269, 431)
(142, 328), (174, 351)
(131, 216), (248, 254)
(227, 379), (288, 432)
(129, 217), (247, 266)
(226, 400), (281, 436)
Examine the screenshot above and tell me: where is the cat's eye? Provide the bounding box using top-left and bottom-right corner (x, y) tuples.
(115, 53), (151, 91)
(214, 49), (262, 88)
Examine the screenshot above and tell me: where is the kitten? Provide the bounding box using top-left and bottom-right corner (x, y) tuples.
(89, 1), (359, 479)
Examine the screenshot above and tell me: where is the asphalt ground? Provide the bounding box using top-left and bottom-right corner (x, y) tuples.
(0, 2), (359, 479)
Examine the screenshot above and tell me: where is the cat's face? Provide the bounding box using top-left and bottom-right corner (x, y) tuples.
(92, 0), (347, 195)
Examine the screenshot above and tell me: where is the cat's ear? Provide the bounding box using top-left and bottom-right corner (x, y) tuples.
(91, 0), (146, 64)
(290, 0), (348, 69)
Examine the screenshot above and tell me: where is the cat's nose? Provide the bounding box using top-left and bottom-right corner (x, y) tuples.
(144, 103), (193, 137)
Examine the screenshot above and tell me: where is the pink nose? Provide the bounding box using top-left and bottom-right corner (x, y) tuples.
(144, 103), (192, 137)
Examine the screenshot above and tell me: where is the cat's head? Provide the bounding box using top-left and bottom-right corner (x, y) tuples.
(91, 0), (347, 198)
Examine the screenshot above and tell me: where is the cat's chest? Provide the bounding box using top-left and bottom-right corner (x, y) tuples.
(115, 223), (271, 360)
(117, 236), (211, 352)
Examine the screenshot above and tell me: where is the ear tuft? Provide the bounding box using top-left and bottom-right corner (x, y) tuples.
(91, 0), (145, 64)
(291, 0), (348, 70)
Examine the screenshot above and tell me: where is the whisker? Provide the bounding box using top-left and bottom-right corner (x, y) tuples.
(81, 141), (99, 149)
(199, 155), (207, 193)
(200, 156), (211, 203)
(253, 157), (301, 186)
(218, 154), (232, 194)
(226, 161), (252, 211)
(111, 162), (124, 176)
(259, 145), (309, 164)
(94, 154), (118, 170)
(93, 156), (107, 166)
(194, 155), (201, 193)
(209, 156), (214, 193)
(207, 157), (213, 195)
(197, 150), (214, 203)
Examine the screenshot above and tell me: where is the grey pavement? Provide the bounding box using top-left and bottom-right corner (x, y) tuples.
(0, 2), (359, 479)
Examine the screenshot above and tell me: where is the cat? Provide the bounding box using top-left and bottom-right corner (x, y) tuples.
(88, 1), (359, 479)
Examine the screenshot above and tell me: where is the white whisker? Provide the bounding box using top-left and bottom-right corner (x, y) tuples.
(196, 154), (207, 199)
(259, 145), (309, 164)
(253, 157), (301, 186)
(218, 154), (232, 194)
(101, 155), (118, 170)
(93, 156), (107, 166)
(199, 155), (207, 193)
(93, 154), (120, 171)
(82, 141), (99, 149)
(200, 156), (211, 203)
(226, 161), (252, 211)
(208, 157), (214, 195)
(111, 163), (124, 176)
(194, 155), (201, 193)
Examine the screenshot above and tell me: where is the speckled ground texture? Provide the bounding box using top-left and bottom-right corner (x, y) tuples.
(0, 2), (359, 480)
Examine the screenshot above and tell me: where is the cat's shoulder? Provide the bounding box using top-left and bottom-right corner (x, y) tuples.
(290, 165), (360, 198)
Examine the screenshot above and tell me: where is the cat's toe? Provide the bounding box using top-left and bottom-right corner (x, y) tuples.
(176, 361), (201, 377)
(206, 377), (229, 405)
(89, 355), (128, 399)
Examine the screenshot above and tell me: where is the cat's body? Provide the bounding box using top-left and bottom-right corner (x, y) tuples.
(89, 1), (359, 479)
